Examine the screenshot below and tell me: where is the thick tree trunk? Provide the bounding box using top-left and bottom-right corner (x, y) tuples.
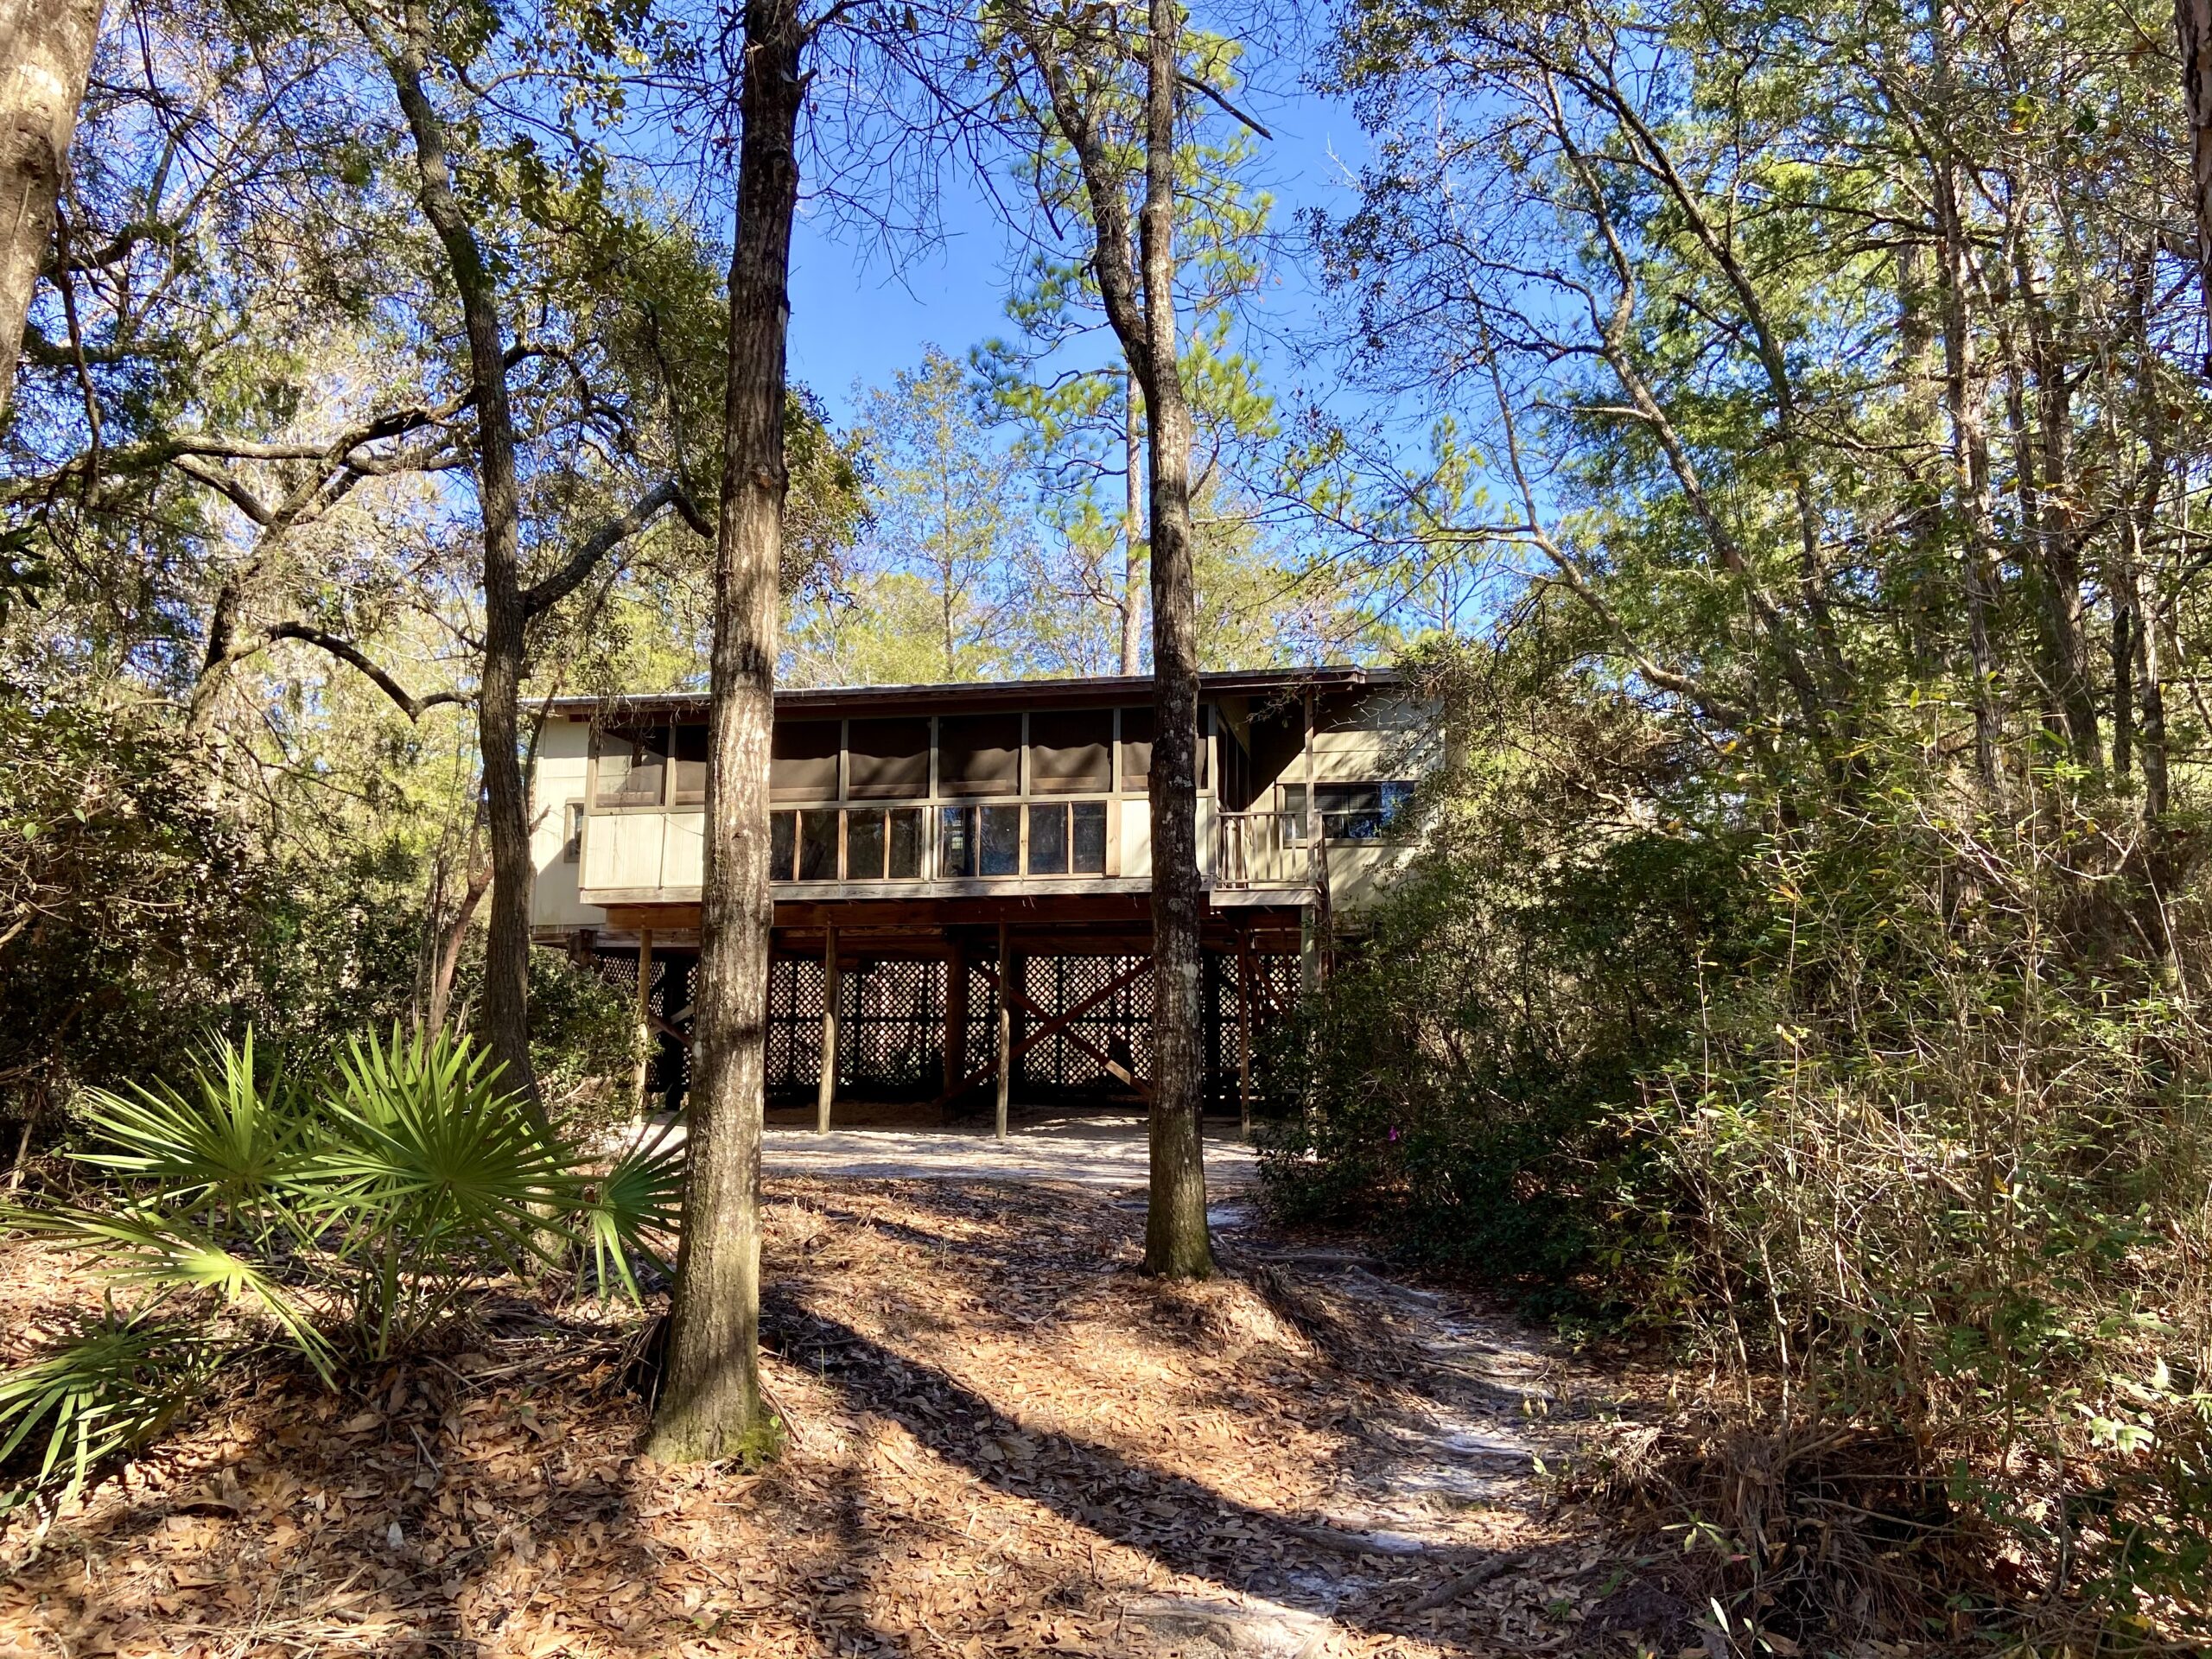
(649, 0), (805, 1461)
(0, 0), (101, 415)
(389, 0), (537, 1107)
(1136, 0), (1210, 1281)
(2180, 0), (2212, 373)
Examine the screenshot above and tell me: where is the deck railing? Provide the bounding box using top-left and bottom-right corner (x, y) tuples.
(1212, 809), (1315, 892)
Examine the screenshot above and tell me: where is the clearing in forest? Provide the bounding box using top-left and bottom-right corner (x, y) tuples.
(0, 1175), (1670, 1657)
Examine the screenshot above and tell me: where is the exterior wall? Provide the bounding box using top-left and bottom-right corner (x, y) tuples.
(530, 717), (600, 931)
(526, 682), (1437, 932)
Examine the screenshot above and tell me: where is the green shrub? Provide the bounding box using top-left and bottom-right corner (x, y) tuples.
(0, 1025), (681, 1510)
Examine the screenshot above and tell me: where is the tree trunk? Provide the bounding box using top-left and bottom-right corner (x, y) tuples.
(1931, 152), (1999, 785)
(649, 0), (805, 1462)
(387, 0), (537, 1108)
(1122, 369), (1144, 676)
(2180, 0), (2212, 374)
(0, 0), (101, 416)
(1006, 0), (1208, 1274)
(1135, 0), (1210, 1280)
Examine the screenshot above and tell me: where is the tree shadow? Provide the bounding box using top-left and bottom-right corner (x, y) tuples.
(760, 1281), (1524, 1653)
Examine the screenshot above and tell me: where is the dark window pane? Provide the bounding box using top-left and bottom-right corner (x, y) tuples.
(888, 809), (922, 879)
(1071, 801), (1107, 874)
(939, 713), (1020, 796)
(1118, 708), (1153, 791)
(1320, 783), (1383, 840)
(1029, 709), (1111, 794)
(847, 810), (887, 880)
(980, 804), (1020, 876)
(848, 717), (930, 799)
(595, 725), (669, 807)
(798, 809), (840, 880)
(1379, 782), (1416, 836)
(770, 811), (796, 880)
(671, 723), (709, 804)
(1282, 784), (1309, 844)
(771, 720), (841, 803)
(939, 805), (975, 878)
(1027, 804), (1069, 874)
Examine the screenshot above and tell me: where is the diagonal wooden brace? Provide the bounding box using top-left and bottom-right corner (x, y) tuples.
(932, 956), (1154, 1109)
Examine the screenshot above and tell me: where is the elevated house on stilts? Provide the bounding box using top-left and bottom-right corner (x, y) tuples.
(527, 667), (1433, 1125)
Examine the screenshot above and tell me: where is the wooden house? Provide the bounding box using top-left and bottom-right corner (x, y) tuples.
(526, 665), (1433, 1119)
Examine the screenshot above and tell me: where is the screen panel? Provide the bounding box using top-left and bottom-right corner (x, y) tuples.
(939, 714), (1021, 796)
(1029, 709), (1111, 794)
(772, 721), (841, 803)
(848, 717), (930, 799)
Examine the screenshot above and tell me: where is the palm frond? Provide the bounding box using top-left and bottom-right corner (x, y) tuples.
(0, 1309), (219, 1510)
(7, 1204), (335, 1382)
(569, 1119), (685, 1300)
(74, 1030), (309, 1213)
(316, 1026), (569, 1271)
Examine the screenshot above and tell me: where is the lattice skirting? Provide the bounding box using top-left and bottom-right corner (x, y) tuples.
(588, 948), (1297, 1108)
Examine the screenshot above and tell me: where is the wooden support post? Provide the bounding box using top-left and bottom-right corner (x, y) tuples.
(1237, 934), (1254, 1139)
(995, 923), (1012, 1141)
(633, 928), (654, 1116)
(817, 927), (839, 1133)
(944, 944), (968, 1102)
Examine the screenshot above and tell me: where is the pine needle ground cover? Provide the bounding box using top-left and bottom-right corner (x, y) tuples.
(0, 1179), (1644, 1659)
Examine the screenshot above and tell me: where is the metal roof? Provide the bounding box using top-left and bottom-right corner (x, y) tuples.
(540, 664), (1402, 721)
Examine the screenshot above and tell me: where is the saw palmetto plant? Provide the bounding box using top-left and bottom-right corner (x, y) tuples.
(0, 1026), (682, 1509)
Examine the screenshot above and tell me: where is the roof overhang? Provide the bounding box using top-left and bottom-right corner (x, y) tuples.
(539, 664), (1402, 722)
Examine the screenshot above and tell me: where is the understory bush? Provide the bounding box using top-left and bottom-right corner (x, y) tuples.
(1264, 650), (2212, 1644)
(0, 1027), (681, 1512)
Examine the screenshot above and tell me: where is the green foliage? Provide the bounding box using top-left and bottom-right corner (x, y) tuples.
(0, 687), (270, 1136)
(0, 1307), (219, 1514)
(1261, 641), (1746, 1309)
(0, 1026), (681, 1506)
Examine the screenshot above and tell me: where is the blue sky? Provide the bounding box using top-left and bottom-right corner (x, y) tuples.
(784, 82), (1376, 427)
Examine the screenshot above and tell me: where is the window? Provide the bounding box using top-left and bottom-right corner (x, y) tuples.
(1028, 803), (1069, 874)
(939, 805), (975, 878)
(980, 804), (1020, 875)
(849, 809), (887, 880)
(938, 804), (1021, 877)
(563, 801), (585, 863)
(888, 808), (923, 879)
(594, 726), (669, 807)
(671, 723), (709, 805)
(1027, 801), (1108, 875)
(771, 721), (840, 803)
(848, 717), (930, 799)
(769, 810), (796, 880)
(1071, 800), (1108, 873)
(1028, 709), (1111, 794)
(845, 807), (924, 880)
(1282, 782), (1417, 842)
(798, 809), (840, 880)
(938, 713), (1020, 796)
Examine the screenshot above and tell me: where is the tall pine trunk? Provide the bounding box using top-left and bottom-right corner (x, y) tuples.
(389, 0), (537, 1106)
(649, 0), (806, 1459)
(1135, 0), (1210, 1279)
(0, 0), (101, 415)
(1122, 370), (1144, 676)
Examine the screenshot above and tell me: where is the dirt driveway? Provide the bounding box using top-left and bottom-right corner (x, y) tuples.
(759, 1113), (1261, 1192)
